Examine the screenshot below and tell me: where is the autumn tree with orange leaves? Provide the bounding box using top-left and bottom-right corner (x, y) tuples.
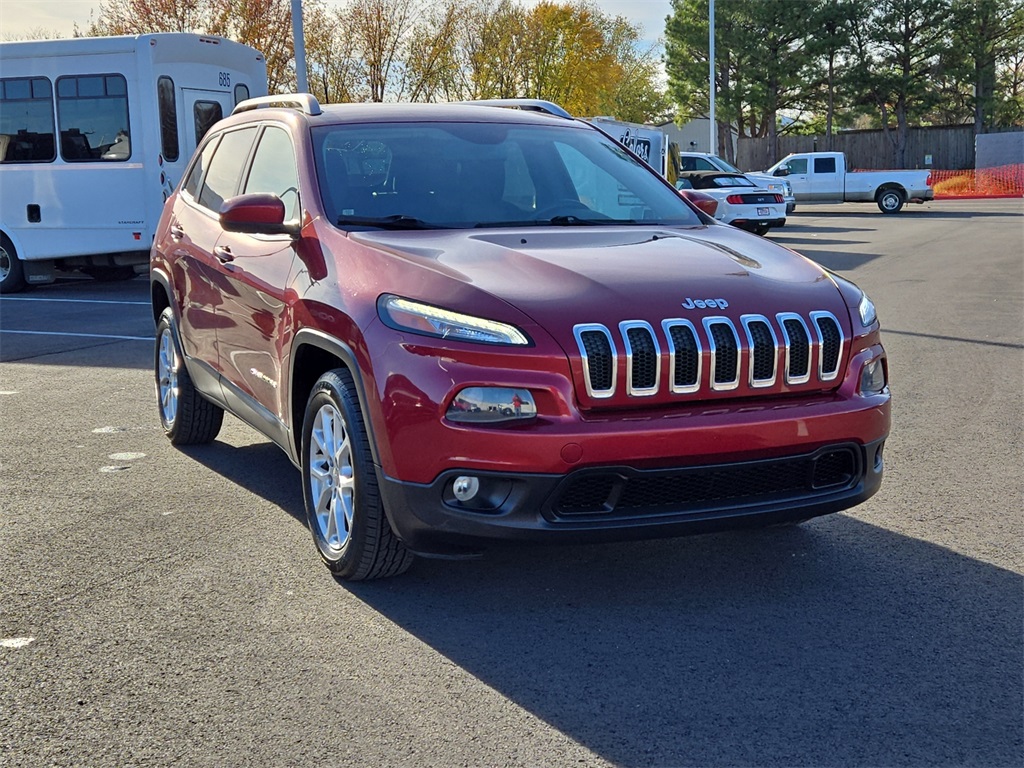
(80, 0), (669, 122)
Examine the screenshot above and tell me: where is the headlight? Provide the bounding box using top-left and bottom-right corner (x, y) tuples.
(858, 292), (877, 327)
(378, 295), (531, 345)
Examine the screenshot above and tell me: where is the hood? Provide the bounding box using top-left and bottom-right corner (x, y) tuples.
(351, 224), (853, 407)
(351, 224), (844, 331)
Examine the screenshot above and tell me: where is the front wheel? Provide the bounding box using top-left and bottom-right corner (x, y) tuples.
(877, 188), (906, 214)
(0, 234), (26, 293)
(155, 308), (223, 445)
(302, 369), (413, 581)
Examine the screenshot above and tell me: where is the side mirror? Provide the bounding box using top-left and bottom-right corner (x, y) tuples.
(220, 193), (299, 236)
(774, 165), (790, 177)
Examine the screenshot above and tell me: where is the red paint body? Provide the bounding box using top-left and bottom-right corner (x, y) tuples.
(151, 102), (890, 556)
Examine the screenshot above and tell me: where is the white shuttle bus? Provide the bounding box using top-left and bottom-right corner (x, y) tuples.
(0, 33), (267, 292)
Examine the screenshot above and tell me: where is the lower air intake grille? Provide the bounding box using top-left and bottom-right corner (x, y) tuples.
(551, 446), (860, 518)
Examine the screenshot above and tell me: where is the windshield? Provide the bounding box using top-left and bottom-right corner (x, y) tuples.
(715, 157), (742, 173)
(313, 121), (702, 230)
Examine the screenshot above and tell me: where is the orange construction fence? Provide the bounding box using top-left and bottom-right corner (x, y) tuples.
(928, 164), (1024, 198)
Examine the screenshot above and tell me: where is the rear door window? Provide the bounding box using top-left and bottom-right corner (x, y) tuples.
(814, 157), (837, 174)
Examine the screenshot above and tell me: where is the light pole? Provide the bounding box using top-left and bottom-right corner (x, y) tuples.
(709, 0), (716, 156)
(292, 0), (309, 93)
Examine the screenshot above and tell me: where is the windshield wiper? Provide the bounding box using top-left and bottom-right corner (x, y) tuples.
(547, 215), (641, 226)
(473, 216), (644, 228)
(337, 214), (441, 230)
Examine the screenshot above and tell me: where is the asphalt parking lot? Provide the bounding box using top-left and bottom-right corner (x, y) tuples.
(1, 199), (1022, 767)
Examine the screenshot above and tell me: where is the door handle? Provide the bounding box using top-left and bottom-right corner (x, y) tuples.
(214, 245), (234, 263)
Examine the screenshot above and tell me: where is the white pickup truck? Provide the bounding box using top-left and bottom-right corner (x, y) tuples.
(763, 151), (933, 214)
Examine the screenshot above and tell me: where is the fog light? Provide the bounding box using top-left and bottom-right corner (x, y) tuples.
(859, 357), (887, 394)
(452, 476), (480, 502)
(446, 387), (536, 423)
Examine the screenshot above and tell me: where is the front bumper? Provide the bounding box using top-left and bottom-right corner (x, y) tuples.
(378, 438), (886, 556)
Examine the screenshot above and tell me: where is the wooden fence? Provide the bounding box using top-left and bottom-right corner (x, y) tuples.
(736, 124), (977, 171)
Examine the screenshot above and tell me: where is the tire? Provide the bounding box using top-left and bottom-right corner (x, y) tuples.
(83, 265), (137, 282)
(155, 308), (223, 445)
(876, 187), (906, 214)
(752, 224), (771, 236)
(0, 234), (26, 294)
(302, 369), (413, 581)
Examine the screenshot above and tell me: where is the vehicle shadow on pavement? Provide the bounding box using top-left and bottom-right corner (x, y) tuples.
(345, 517), (1023, 767)
(180, 440), (306, 523)
(777, 222), (877, 234)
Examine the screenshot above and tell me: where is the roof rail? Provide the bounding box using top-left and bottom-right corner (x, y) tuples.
(457, 99), (573, 120)
(232, 93), (322, 116)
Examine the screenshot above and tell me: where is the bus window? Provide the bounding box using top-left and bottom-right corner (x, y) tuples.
(157, 76), (179, 162)
(56, 74), (131, 162)
(193, 101), (223, 145)
(0, 77), (56, 163)
(234, 84), (249, 106)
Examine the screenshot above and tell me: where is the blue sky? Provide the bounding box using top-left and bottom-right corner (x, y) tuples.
(1, 0), (673, 46)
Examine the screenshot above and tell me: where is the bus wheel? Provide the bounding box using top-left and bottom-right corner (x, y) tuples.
(83, 265), (138, 282)
(0, 234), (26, 294)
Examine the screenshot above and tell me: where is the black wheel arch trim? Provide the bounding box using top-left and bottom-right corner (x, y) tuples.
(150, 268), (175, 324)
(290, 328), (383, 468)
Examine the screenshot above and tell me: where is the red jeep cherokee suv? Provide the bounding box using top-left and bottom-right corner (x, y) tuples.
(151, 95), (890, 580)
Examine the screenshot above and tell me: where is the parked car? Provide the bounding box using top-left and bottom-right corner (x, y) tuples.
(676, 188), (719, 217)
(676, 171), (787, 235)
(762, 151), (933, 213)
(679, 151), (796, 213)
(151, 95), (890, 580)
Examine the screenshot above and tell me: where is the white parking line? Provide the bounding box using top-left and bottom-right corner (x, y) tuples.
(1, 297), (150, 306)
(1, 330), (152, 341)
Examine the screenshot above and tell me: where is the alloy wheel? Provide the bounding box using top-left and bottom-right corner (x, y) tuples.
(308, 403), (355, 553)
(157, 328), (179, 426)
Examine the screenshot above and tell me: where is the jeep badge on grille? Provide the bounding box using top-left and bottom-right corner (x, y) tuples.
(681, 297), (729, 309)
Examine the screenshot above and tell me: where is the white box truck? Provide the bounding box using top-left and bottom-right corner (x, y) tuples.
(0, 33), (268, 292)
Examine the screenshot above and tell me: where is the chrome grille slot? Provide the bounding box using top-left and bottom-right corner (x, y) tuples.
(778, 313), (811, 385)
(574, 310), (844, 402)
(620, 321), (660, 396)
(742, 315), (778, 387)
(812, 312), (843, 380)
(704, 318), (740, 390)
(663, 320), (701, 393)
(573, 324), (617, 398)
